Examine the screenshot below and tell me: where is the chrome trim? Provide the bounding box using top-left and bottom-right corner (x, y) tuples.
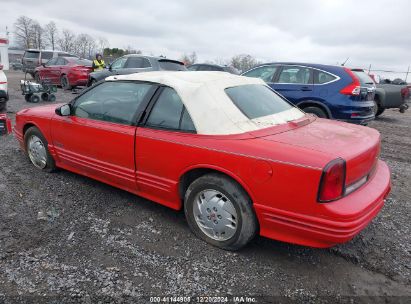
(345, 175), (368, 195)
(243, 64), (341, 86)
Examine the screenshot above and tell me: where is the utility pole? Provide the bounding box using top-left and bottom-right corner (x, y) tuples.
(405, 65), (410, 82)
(368, 64), (372, 75)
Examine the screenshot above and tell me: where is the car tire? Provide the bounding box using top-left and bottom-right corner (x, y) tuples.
(48, 94), (56, 102)
(24, 127), (56, 172)
(61, 75), (72, 90)
(30, 95), (40, 103)
(373, 100), (385, 117)
(0, 102), (6, 112)
(184, 173), (257, 251)
(25, 94), (32, 102)
(41, 93), (49, 101)
(89, 78), (98, 87)
(303, 106), (328, 118)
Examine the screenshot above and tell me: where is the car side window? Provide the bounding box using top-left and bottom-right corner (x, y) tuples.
(56, 57), (66, 65)
(46, 58), (57, 66)
(73, 81), (152, 125)
(125, 57), (152, 68)
(243, 66), (277, 82)
(146, 87), (196, 133)
(278, 66), (311, 84)
(41, 51), (53, 60)
(111, 57), (127, 69)
(314, 71), (337, 84)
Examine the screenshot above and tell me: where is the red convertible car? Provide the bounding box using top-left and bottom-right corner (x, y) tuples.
(34, 57), (92, 90)
(14, 72), (391, 250)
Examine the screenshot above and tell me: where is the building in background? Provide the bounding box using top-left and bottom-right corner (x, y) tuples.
(8, 48), (24, 63)
(0, 33), (9, 70)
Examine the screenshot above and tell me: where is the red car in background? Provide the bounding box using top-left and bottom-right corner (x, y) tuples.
(34, 57), (93, 90)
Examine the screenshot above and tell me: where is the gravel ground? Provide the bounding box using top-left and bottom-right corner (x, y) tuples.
(0, 70), (410, 303)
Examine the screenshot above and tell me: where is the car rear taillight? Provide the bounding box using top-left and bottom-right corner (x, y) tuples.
(318, 158), (346, 202)
(340, 68), (361, 96)
(401, 87), (409, 100)
(0, 114), (12, 136)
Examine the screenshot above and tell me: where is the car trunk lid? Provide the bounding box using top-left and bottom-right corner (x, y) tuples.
(256, 118), (380, 186)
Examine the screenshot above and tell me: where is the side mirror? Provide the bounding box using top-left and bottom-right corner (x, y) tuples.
(55, 104), (71, 116)
(42, 63), (46, 67)
(108, 65), (112, 71)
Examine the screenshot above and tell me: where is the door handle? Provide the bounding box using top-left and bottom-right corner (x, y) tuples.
(300, 86), (311, 91)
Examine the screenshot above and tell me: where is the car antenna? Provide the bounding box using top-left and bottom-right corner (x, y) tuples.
(341, 57), (350, 66)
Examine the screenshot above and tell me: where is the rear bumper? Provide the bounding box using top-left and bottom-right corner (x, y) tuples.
(68, 74), (89, 86)
(337, 101), (375, 125)
(255, 160), (391, 248)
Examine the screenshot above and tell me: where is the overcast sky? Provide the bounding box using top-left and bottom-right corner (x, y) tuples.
(0, 0), (410, 78)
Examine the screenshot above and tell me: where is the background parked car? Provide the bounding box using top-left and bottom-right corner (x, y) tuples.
(0, 64), (8, 111)
(34, 57), (92, 90)
(352, 69), (409, 116)
(22, 49), (77, 77)
(87, 55), (186, 86)
(187, 63), (239, 74)
(242, 62), (375, 124)
(11, 61), (23, 71)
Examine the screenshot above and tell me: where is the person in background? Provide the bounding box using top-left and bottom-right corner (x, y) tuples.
(92, 54), (105, 72)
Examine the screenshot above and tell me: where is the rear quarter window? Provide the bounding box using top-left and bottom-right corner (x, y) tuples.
(314, 71), (337, 84)
(41, 51), (54, 60)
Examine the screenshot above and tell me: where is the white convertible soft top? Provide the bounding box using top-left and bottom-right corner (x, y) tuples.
(106, 71), (304, 135)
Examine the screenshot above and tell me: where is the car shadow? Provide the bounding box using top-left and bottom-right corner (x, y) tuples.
(374, 116), (400, 123)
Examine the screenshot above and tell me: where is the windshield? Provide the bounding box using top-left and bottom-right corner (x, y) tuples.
(158, 60), (186, 71)
(225, 84), (295, 119)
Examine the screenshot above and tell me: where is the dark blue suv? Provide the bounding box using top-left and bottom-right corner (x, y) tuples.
(242, 62), (375, 124)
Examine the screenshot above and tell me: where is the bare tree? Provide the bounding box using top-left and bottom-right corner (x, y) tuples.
(31, 21), (44, 49)
(44, 21), (58, 50)
(124, 45), (142, 55)
(87, 37), (97, 59)
(230, 54), (260, 73)
(97, 37), (109, 54)
(58, 29), (76, 53)
(74, 34), (96, 58)
(14, 16), (34, 48)
(180, 51), (197, 66)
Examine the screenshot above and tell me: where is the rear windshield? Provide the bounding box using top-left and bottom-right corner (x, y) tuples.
(58, 53), (77, 57)
(75, 59), (92, 66)
(24, 51), (40, 59)
(41, 51), (53, 60)
(352, 71), (375, 85)
(158, 60), (186, 71)
(225, 84), (293, 119)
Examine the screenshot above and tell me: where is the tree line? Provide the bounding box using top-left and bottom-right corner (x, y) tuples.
(14, 16), (110, 59)
(14, 15), (260, 72)
(180, 52), (261, 73)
